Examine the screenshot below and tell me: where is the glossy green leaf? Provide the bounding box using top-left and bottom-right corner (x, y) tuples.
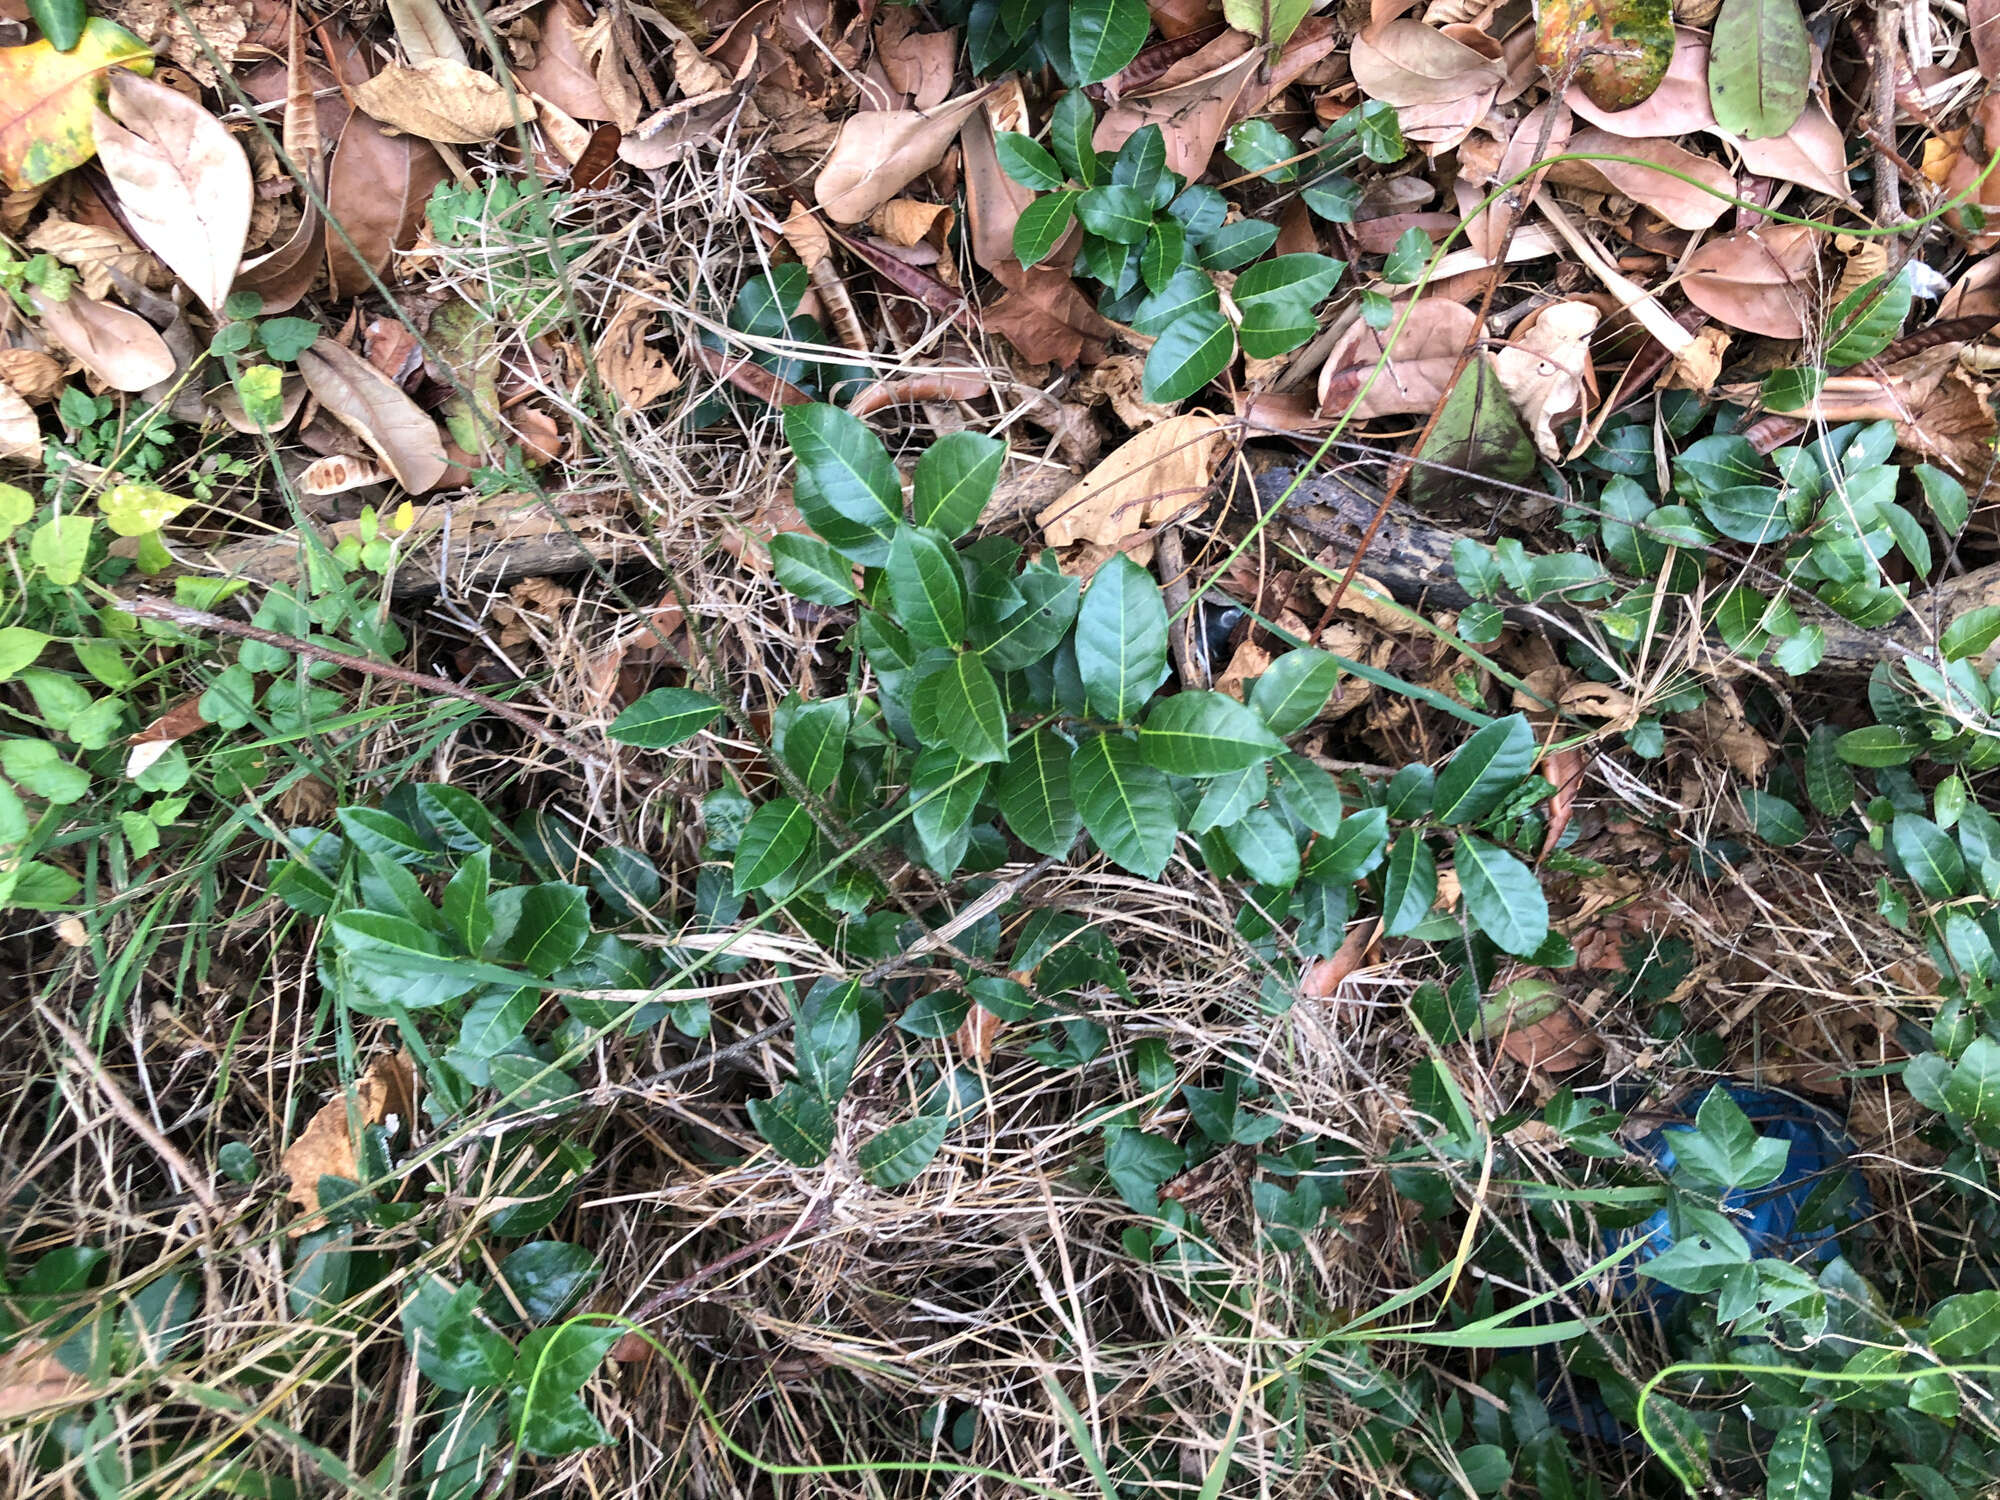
(1137, 691), (1285, 775)
(1141, 217), (1186, 291)
(780, 699), (849, 794)
(1802, 724), (1855, 815)
(1455, 834), (1548, 956)
(1892, 814), (1965, 901)
(912, 432), (1005, 539)
(606, 688), (722, 749)
(733, 797), (815, 894)
(886, 526), (966, 648)
(1304, 805), (1389, 884)
(1195, 219), (1279, 270)
(998, 728), (1082, 856)
(1072, 733), (1176, 877)
(1379, 832), (1437, 936)
(1130, 264), (1220, 336)
(1941, 606), (2000, 661)
(1381, 226), (1431, 283)
(1076, 183), (1151, 243)
(1234, 253), (1345, 308)
(748, 1082), (834, 1166)
(1049, 89), (1098, 185)
(1741, 788), (1805, 846)
(1707, 0), (1810, 139)
(1824, 270), (1912, 366)
(1916, 463), (1969, 536)
(997, 131), (1064, 189)
(910, 747), (989, 867)
(976, 567), (1080, 668)
(1014, 189), (1080, 266)
(1223, 803), (1300, 889)
(770, 532), (859, 604)
(1074, 551), (1167, 723)
(1068, 0), (1148, 83)
(1249, 648), (1342, 736)
(28, 0), (86, 51)
(858, 1113), (950, 1186)
(501, 884), (590, 974)
(910, 653), (1009, 762)
(1142, 308), (1234, 403)
(784, 403), (901, 559)
(1272, 753), (1344, 836)
(1764, 1415), (1830, 1500)
(494, 1242), (599, 1324)
(1699, 484), (1791, 544)
(1432, 713), (1534, 825)
(1189, 762), (1264, 833)
(1223, 118), (1299, 180)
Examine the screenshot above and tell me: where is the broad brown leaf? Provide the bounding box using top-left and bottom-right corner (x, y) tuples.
(387, 0), (469, 66)
(1565, 25), (1714, 135)
(324, 116), (447, 299)
(353, 58), (537, 144)
(93, 71), (252, 316)
(960, 93), (1034, 271)
(1319, 297), (1478, 418)
(282, 1052), (416, 1230)
(1095, 34), (1258, 180)
(1565, 127), (1732, 229)
(0, 381), (39, 463)
(1351, 19), (1506, 105)
(1037, 412), (1227, 547)
(31, 286), (174, 391)
(518, 0), (616, 119)
(983, 258), (1117, 366)
(1974, 0), (2000, 74)
(814, 89), (989, 223)
(295, 338), (450, 491)
(1678, 223), (1820, 338)
(1492, 300), (1600, 460)
(1726, 100), (1851, 199)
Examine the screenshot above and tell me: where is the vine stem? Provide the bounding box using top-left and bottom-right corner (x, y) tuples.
(115, 596), (624, 775)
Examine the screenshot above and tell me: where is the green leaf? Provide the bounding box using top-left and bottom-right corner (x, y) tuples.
(748, 1082), (834, 1165)
(1304, 805), (1389, 884)
(403, 1279), (515, 1393)
(28, 0), (86, 51)
(976, 567), (1080, 668)
(1432, 714), (1534, 825)
(1014, 190), (1080, 266)
(996, 131), (1064, 189)
(910, 747), (989, 868)
(1707, 0), (1810, 139)
(1834, 723), (1922, 766)
(1272, 753), (1343, 836)
(1771, 625), (1825, 675)
(1143, 308), (1235, 403)
(886, 525), (966, 648)
(606, 688), (722, 749)
(780, 699), (849, 794)
(912, 432), (1005, 539)
(1892, 814), (1965, 900)
(1195, 219), (1279, 270)
(1068, 0), (1148, 83)
(1455, 835), (1548, 956)
(1941, 606), (2000, 661)
(910, 654), (1009, 762)
(770, 532), (859, 604)
(1223, 118), (1299, 180)
(1929, 1289), (2000, 1358)
(1075, 184), (1151, 243)
(1381, 226), (1431, 283)
(501, 883), (590, 974)
(1131, 264), (1221, 336)
(29, 514), (92, 586)
(1220, 0), (1312, 45)
(1141, 218), (1186, 291)
(999, 729), (1083, 857)
(1049, 90), (1098, 185)
(1916, 463), (1969, 536)
(858, 1113), (950, 1186)
(1234, 253), (1344, 308)
(1671, 1090), (1791, 1190)
(1379, 832), (1437, 936)
(1824, 270), (1912, 366)
(1697, 484), (1790, 545)
(1249, 648), (1342, 736)
(1945, 1037), (2000, 1128)
(784, 403), (901, 558)
(1355, 99), (1405, 161)
(1074, 551), (1167, 723)
(495, 1243), (598, 1325)
(796, 979), (862, 1101)
(0, 627), (51, 682)
(0, 738), (90, 803)
(1137, 691), (1285, 775)
(1072, 733), (1176, 877)
(1412, 357), (1534, 506)
(733, 797), (815, 894)
(1223, 803), (1300, 889)
(1111, 124), (1165, 197)
(459, 987), (537, 1058)
(1741, 788), (1806, 846)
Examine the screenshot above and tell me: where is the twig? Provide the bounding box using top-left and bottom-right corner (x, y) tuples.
(115, 596), (623, 775)
(1873, 0), (1906, 235)
(1154, 525), (1204, 690)
(35, 1002), (224, 1222)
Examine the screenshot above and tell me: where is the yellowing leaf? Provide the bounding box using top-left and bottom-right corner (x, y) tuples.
(0, 19), (153, 190)
(1222, 0), (1310, 45)
(0, 482), (34, 542)
(93, 71), (253, 317)
(99, 482), (191, 537)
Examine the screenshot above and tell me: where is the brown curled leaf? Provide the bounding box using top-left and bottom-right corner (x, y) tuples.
(846, 372), (988, 416)
(689, 341), (813, 407)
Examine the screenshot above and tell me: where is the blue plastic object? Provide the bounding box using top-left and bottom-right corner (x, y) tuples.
(1623, 1084), (1870, 1278)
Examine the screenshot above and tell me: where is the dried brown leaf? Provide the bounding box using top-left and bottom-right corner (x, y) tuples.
(1974, 0), (2000, 73)
(298, 452), (395, 494)
(282, 1052), (416, 1229)
(0, 380), (39, 462)
(295, 338), (449, 491)
(953, 1000), (1004, 1063)
(1679, 223), (1821, 338)
(869, 197), (947, 246)
(354, 58), (536, 143)
(1565, 127), (1733, 229)
(984, 259), (1117, 366)
(93, 71), (252, 315)
(517, 0), (613, 119)
(1319, 297), (1478, 418)
(0, 1342), (91, 1420)
(324, 118), (447, 299)
(598, 294), (681, 408)
(24, 215), (156, 301)
(1351, 19), (1506, 106)
(1723, 99), (1851, 200)
(0, 349), (63, 402)
(814, 90), (988, 223)
(960, 90), (1035, 271)
(1095, 37), (1258, 180)
(1493, 300), (1600, 460)
(31, 287), (174, 391)
(387, 0), (469, 66)
(875, 11), (957, 110)
(1037, 412), (1226, 547)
